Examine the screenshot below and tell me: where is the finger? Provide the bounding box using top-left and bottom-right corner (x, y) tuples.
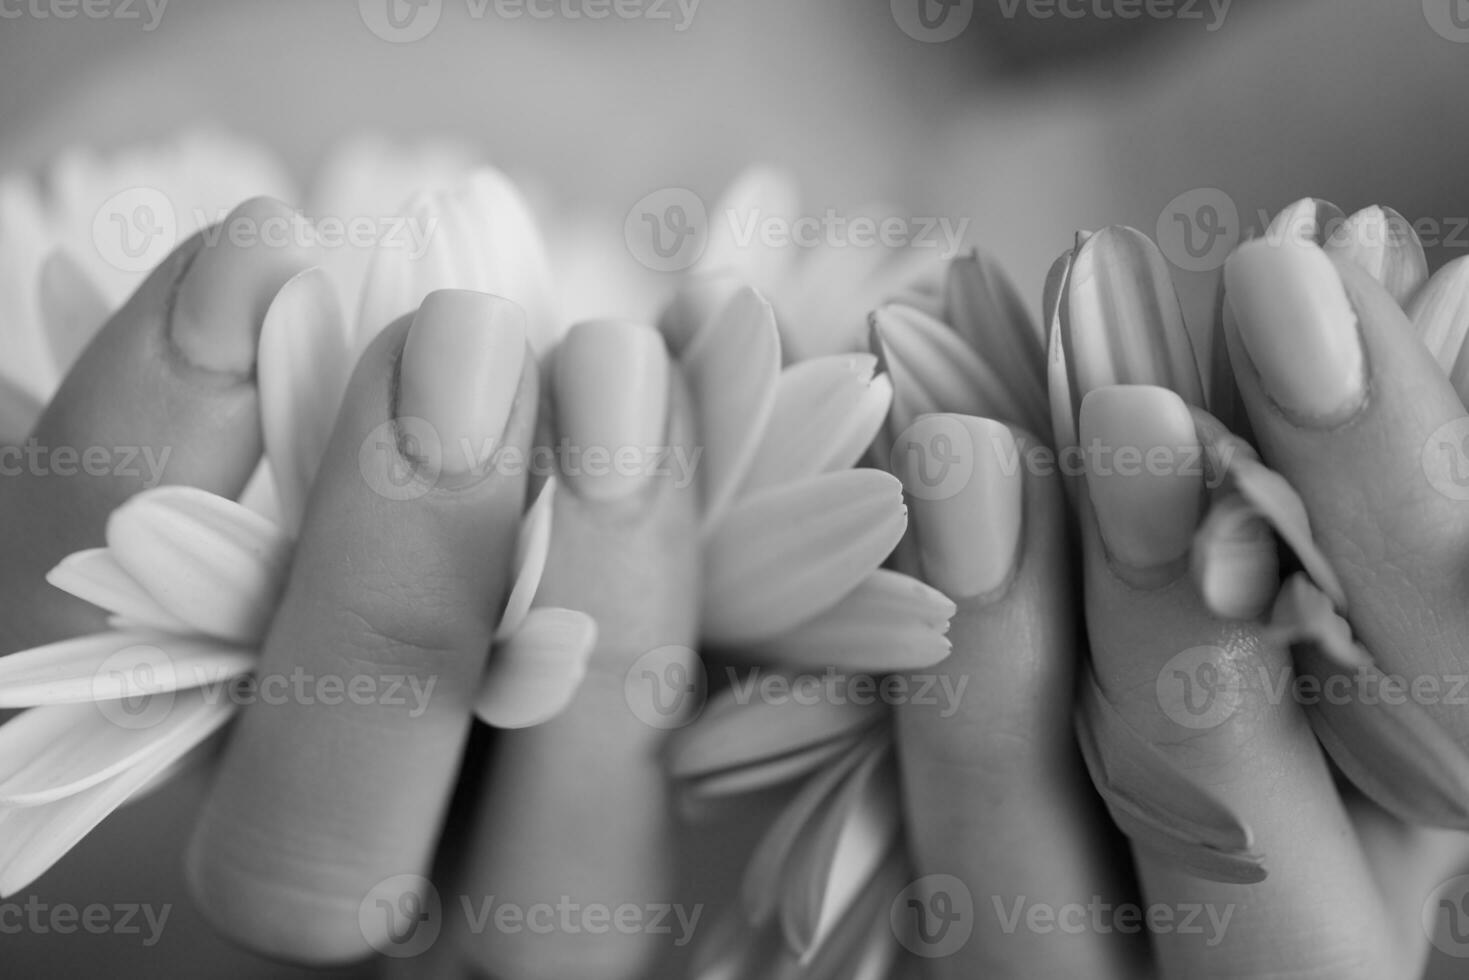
(892, 415), (1144, 978)
(1079, 384), (1393, 979)
(451, 320), (700, 980)
(0, 196), (310, 650)
(186, 290), (536, 963)
(1224, 238), (1469, 744)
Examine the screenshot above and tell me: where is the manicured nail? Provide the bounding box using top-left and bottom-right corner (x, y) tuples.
(1323, 206), (1428, 307)
(553, 319), (670, 501)
(171, 196), (312, 375)
(897, 415), (1023, 600)
(1224, 238), (1366, 427)
(1053, 226), (1206, 451)
(1081, 385), (1203, 576)
(398, 289), (528, 482)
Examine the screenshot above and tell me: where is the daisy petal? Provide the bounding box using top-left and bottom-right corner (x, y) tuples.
(1323, 206), (1428, 307)
(0, 696), (233, 897)
(38, 249), (110, 380)
(354, 230), (418, 351)
(46, 548), (192, 634)
(259, 267), (352, 535)
(683, 732), (862, 801)
(780, 744), (901, 959)
(0, 631), (255, 708)
(684, 286), (782, 529)
(667, 681), (886, 782)
(657, 273), (743, 356)
(475, 608), (596, 729)
(703, 470), (907, 644)
(0, 374), (42, 447)
(738, 570), (953, 672)
(739, 355), (893, 497)
(700, 165), (801, 289)
(495, 477), (556, 642)
(792, 853), (904, 980)
(743, 733), (880, 924)
(106, 486), (292, 645)
(1076, 668), (1265, 884)
(1190, 494), (1279, 622)
(0, 690), (235, 806)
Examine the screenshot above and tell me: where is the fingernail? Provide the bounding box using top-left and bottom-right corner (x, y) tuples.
(1224, 238), (1366, 427)
(171, 196), (312, 375)
(1081, 385), (1202, 576)
(1053, 227), (1206, 451)
(896, 415), (1023, 600)
(1323, 206), (1428, 307)
(553, 319), (669, 501)
(399, 289), (528, 481)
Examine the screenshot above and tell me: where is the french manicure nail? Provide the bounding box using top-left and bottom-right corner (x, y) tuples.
(1081, 385), (1202, 576)
(399, 289), (528, 481)
(171, 196), (312, 375)
(1224, 238), (1366, 427)
(898, 415), (1023, 600)
(554, 319), (670, 501)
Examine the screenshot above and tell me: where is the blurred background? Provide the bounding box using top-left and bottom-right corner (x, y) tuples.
(2, 0), (1469, 975)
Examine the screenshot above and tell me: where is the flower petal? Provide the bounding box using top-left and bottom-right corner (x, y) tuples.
(1190, 493), (1279, 622)
(780, 744), (901, 959)
(946, 249), (1048, 398)
(658, 273), (743, 357)
(682, 732), (861, 802)
(1409, 255), (1469, 406)
(700, 165), (801, 290)
(38, 248), (110, 380)
(737, 570), (953, 672)
(739, 354), (892, 497)
(0, 631), (255, 708)
(703, 470), (907, 644)
(1323, 206), (1428, 307)
(0, 695), (234, 897)
(46, 548), (192, 634)
(1075, 668), (1265, 884)
(684, 286), (782, 530)
(666, 680), (887, 782)
(106, 486), (291, 645)
(496, 477), (556, 641)
(259, 267), (352, 535)
(1265, 198), (1346, 247)
(475, 608), (595, 729)
(0, 690), (234, 806)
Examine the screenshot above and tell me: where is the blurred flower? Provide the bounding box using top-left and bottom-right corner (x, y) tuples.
(0, 168), (594, 897)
